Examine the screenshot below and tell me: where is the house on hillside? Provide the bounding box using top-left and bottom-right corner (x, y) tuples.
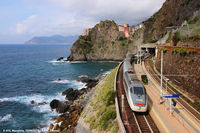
(82, 29), (90, 36)
(118, 24), (131, 37)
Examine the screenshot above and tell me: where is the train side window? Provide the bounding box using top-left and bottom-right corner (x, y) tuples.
(130, 87), (133, 93)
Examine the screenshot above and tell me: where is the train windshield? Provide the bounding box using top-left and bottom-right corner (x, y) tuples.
(134, 87), (144, 95)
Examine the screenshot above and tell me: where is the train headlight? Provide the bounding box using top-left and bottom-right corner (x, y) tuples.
(137, 103), (143, 107)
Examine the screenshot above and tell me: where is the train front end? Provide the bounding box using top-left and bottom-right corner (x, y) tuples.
(129, 84), (147, 112)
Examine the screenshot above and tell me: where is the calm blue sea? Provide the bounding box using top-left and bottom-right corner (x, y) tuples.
(0, 44), (118, 131)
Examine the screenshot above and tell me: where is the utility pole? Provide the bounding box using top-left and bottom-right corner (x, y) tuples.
(166, 78), (169, 94)
(140, 46), (142, 72)
(160, 50), (163, 96)
(187, 24), (190, 37)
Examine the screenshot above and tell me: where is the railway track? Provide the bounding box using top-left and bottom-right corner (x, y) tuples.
(145, 59), (200, 122)
(116, 64), (159, 133)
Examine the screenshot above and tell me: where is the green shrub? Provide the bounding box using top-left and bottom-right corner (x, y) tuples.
(111, 41), (115, 45)
(194, 100), (200, 106)
(85, 42), (93, 52)
(85, 35), (91, 41)
(134, 57), (138, 64)
(120, 42), (126, 47)
(187, 49), (197, 54)
(173, 31), (181, 45)
(128, 40), (132, 44)
(119, 36), (124, 41)
(175, 31), (181, 40)
(79, 35), (91, 41)
(188, 16), (199, 24)
(185, 0), (191, 5)
(172, 48), (178, 54)
(147, 17), (155, 22)
(178, 48), (187, 56)
(104, 90), (115, 106)
(111, 121), (119, 133)
(166, 31), (172, 42)
(87, 115), (96, 123)
(192, 34), (200, 40)
(149, 40), (157, 43)
(99, 110), (116, 130)
(141, 75), (148, 84)
(87, 115), (98, 129)
(161, 48), (167, 53)
(190, 49), (197, 54)
(96, 105), (106, 117)
(172, 48), (197, 55)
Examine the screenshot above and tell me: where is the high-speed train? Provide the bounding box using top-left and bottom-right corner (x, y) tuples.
(123, 54), (147, 112)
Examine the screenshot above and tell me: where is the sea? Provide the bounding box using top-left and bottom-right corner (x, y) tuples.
(0, 44), (119, 132)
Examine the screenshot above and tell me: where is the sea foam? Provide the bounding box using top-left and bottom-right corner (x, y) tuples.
(0, 114), (12, 122)
(51, 79), (86, 89)
(51, 79), (70, 84)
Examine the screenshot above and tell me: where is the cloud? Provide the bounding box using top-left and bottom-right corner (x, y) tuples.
(15, 13), (97, 37)
(16, 15), (37, 34)
(0, 0), (166, 43)
(46, 0), (165, 24)
(19, 0), (165, 35)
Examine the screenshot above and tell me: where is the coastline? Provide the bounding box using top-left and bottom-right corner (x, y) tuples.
(46, 70), (112, 132)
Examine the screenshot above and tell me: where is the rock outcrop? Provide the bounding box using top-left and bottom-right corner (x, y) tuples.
(57, 57), (64, 61)
(77, 75), (99, 88)
(67, 20), (140, 61)
(50, 99), (69, 113)
(48, 75), (102, 132)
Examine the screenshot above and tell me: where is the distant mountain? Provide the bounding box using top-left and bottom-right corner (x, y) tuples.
(25, 35), (78, 44)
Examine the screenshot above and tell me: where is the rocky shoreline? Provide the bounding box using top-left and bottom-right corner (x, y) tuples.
(47, 75), (102, 133)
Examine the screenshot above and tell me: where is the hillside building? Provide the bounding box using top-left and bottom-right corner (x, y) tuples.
(118, 23), (144, 38)
(118, 24), (131, 37)
(82, 29), (89, 36)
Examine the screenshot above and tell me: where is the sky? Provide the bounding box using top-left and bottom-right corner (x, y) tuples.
(0, 0), (166, 44)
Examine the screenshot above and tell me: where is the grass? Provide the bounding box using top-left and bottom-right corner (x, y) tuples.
(84, 66), (119, 132)
(166, 31), (172, 42)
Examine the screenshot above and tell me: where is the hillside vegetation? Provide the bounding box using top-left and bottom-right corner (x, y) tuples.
(143, 0), (200, 43)
(78, 66), (119, 132)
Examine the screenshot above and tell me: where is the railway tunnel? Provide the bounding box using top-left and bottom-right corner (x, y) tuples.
(140, 43), (157, 56)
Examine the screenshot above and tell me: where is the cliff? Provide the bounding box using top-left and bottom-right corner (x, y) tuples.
(67, 20), (142, 61)
(143, 0), (200, 43)
(68, 0), (200, 61)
